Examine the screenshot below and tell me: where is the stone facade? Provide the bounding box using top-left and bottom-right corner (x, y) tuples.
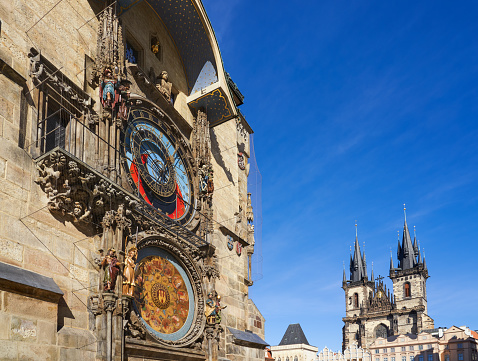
(368, 326), (478, 361)
(342, 216), (434, 351)
(0, 1), (264, 360)
(271, 324), (318, 361)
(317, 345), (371, 361)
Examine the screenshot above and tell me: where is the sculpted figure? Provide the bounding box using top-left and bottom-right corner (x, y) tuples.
(100, 67), (117, 109)
(122, 246), (138, 297)
(155, 71), (172, 102)
(101, 248), (121, 292)
(205, 291), (226, 324)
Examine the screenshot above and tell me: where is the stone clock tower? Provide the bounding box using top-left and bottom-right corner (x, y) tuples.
(0, 0), (266, 360)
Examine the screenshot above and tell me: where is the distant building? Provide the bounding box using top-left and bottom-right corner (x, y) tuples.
(317, 345), (371, 361)
(272, 324), (319, 361)
(342, 212), (434, 350)
(368, 326), (478, 361)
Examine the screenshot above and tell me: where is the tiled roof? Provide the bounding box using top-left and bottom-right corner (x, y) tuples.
(279, 324), (310, 346)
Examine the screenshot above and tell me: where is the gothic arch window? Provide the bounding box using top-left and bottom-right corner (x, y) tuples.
(286, 357), (289, 361)
(404, 282), (411, 298)
(278, 358), (281, 361)
(294, 356), (298, 361)
(375, 324), (388, 339)
(354, 293), (359, 308)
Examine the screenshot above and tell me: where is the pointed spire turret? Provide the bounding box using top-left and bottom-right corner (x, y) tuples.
(413, 226), (418, 254)
(423, 248), (427, 270)
(350, 222), (368, 282)
(390, 249), (394, 271)
(397, 204), (418, 270)
(343, 262), (347, 284)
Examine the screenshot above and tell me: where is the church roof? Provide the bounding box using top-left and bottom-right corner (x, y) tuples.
(279, 324), (310, 346)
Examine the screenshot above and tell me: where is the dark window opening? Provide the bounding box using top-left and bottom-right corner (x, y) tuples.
(353, 293), (359, 308)
(126, 41), (139, 64)
(404, 282), (411, 298)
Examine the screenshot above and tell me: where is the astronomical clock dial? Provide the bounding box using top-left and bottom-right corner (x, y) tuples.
(133, 246), (195, 341)
(122, 107), (195, 226)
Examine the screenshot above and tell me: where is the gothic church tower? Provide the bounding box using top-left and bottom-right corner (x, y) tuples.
(389, 209), (434, 334)
(342, 211), (435, 352)
(342, 227), (374, 350)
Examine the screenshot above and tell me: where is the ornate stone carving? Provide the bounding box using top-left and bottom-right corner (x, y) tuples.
(35, 149), (138, 228)
(93, 5), (130, 121)
(246, 192), (254, 223)
(193, 110), (211, 169)
(103, 293), (118, 313)
(92, 6), (124, 86)
(155, 71), (172, 102)
(198, 165), (214, 197)
(28, 49), (94, 114)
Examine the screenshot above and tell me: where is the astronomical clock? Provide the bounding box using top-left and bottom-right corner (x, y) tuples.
(0, 0), (265, 360)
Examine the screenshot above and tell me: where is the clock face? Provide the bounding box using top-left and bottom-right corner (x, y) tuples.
(133, 246), (195, 341)
(122, 108), (195, 225)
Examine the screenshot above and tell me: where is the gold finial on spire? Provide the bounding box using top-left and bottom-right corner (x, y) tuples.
(414, 225), (416, 238)
(397, 230), (400, 240)
(403, 203), (407, 221)
(355, 220), (358, 238)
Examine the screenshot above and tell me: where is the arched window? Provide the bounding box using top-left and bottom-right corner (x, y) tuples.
(286, 357), (289, 361)
(404, 282), (411, 298)
(294, 357), (298, 361)
(375, 324), (388, 339)
(278, 358), (281, 361)
(353, 293), (359, 308)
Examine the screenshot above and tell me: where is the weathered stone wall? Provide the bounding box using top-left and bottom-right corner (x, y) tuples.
(0, 0), (260, 360)
(392, 273), (427, 313)
(0, 71), (98, 360)
(344, 284), (373, 317)
(0, 290), (95, 360)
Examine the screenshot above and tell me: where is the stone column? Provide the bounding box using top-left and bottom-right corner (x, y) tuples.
(103, 293), (118, 361)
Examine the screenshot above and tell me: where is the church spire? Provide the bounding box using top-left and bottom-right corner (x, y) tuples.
(398, 204), (418, 270)
(371, 262), (374, 282)
(390, 248), (394, 271)
(343, 262), (347, 284)
(413, 225), (419, 254)
(350, 222), (367, 282)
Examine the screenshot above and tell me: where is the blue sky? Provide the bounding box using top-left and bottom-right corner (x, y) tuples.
(203, 0), (478, 352)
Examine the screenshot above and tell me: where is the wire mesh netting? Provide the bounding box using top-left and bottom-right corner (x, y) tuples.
(247, 134), (263, 282)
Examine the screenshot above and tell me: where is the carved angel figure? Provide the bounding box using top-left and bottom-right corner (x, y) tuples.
(101, 248), (121, 292)
(155, 71), (172, 102)
(122, 246), (138, 297)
